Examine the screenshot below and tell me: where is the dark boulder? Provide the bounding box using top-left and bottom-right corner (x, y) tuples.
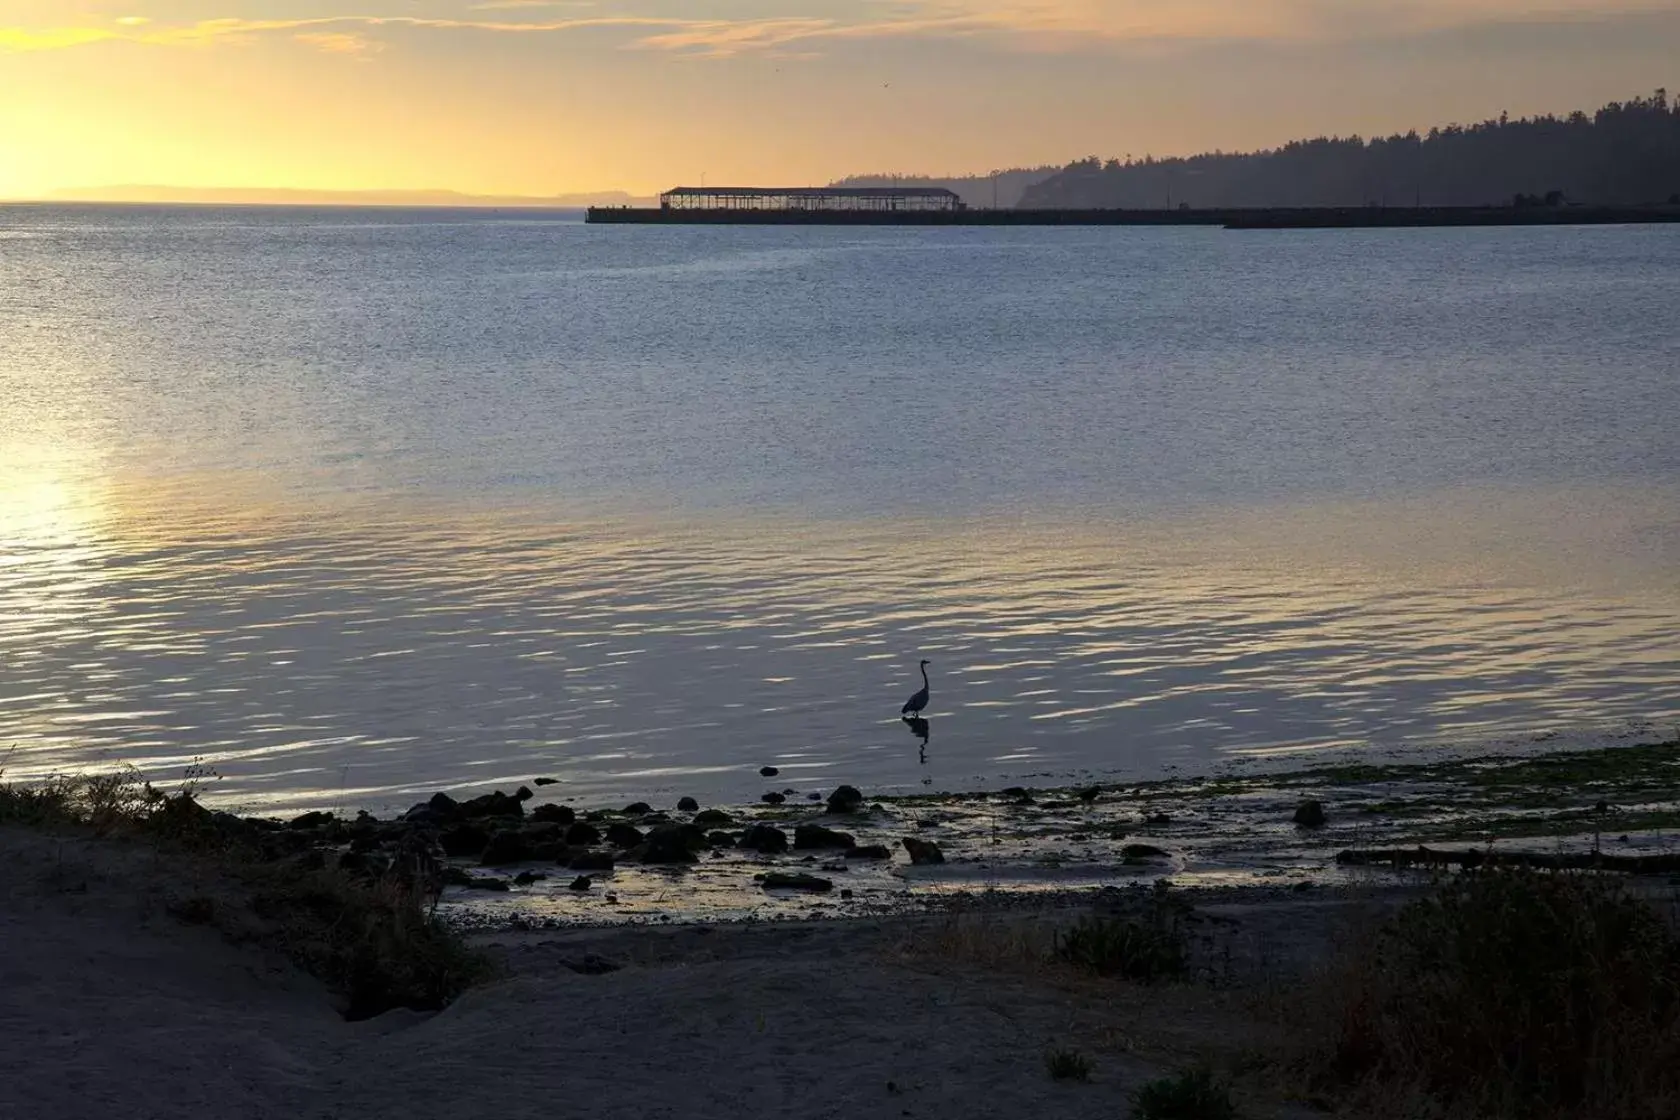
(439, 823), (491, 858)
(762, 872), (833, 892)
(677, 797), (700, 812)
(807, 793), (823, 802)
(568, 875), (593, 891)
(565, 822), (602, 846)
(568, 850), (616, 871)
(1293, 800), (1328, 829)
(847, 844), (892, 860)
(515, 786), (535, 802)
(477, 878), (511, 892)
(512, 870), (546, 886)
(707, 831), (736, 849)
(606, 823), (646, 849)
(827, 785), (865, 815)
(1145, 813), (1172, 826)
(441, 866), (475, 887)
(531, 803), (575, 826)
(794, 824), (857, 850)
(427, 792), (460, 818)
(288, 811), (334, 831)
(400, 806), (445, 828)
(460, 791), (525, 820)
(641, 825), (701, 864)
(694, 809), (733, 827)
(759, 766), (780, 777)
(481, 830), (534, 866)
(530, 841), (564, 862)
(761, 792), (786, 805)
(740, 824), (790, 855)
(1121, 844), (1169, 860)
(901, 837), (945, 865)
(623, 801), (652, 816)
(533, 777), (560, 787)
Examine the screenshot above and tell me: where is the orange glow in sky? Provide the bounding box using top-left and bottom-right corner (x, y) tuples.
(2, 1), (1677, 197)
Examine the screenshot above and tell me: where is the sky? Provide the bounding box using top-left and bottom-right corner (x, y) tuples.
(2, 1), (1678, 197)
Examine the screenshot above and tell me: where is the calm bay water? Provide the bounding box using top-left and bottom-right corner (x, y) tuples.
(1, 206), (1676, 812)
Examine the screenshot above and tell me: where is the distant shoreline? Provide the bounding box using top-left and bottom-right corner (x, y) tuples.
(588, 203), (1680, 228)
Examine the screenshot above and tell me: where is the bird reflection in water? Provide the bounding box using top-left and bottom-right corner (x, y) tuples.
(902, 715), (931, 784)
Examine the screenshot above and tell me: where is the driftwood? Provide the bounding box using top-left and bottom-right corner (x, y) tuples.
(1335, 847), (1680, 875)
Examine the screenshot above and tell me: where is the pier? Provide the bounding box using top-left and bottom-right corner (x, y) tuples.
(587, 187), (1680, 228)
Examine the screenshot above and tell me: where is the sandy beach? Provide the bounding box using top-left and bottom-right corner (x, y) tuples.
(7, 731), (1679, 1119)
(2, 819), (1393, 1120)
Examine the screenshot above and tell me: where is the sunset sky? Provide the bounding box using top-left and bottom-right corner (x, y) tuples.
(2, 1), (1677, 198)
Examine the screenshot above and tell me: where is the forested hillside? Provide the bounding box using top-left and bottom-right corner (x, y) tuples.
(1020, 92), (1680, 209)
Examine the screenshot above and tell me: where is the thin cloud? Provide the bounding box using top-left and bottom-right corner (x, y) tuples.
(0, 14), (700, 54)
(296, 31), (383, 56)
(2, 2), (1674, 58)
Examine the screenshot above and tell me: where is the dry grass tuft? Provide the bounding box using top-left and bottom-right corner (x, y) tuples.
(1130, 1066), (1237, 1119)
(1045, 1046), (1094, 1081)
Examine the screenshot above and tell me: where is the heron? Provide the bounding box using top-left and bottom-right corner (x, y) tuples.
(901, 659), (931, 718)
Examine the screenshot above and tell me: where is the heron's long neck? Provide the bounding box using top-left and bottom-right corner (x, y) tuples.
(921, 665), (929, 687)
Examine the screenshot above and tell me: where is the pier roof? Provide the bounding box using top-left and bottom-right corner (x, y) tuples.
(659, 186), (963, 211)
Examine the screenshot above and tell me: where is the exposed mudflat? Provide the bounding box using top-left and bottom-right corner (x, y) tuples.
(438, 727), (1680, 929)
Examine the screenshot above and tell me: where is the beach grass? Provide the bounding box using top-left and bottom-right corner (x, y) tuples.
(1130, 1066), (1237, 1119)
(0, 766), (490, 1020)
(1307, 866), (1680, 1119)
(1044, 1047), (1094, 1081)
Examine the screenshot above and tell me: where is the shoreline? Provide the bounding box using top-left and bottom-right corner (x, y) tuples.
(6, 731), (1679, 1118)
(68, 724), (1667, 930)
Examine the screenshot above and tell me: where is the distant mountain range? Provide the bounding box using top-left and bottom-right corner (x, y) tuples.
(45, 186), (657, 208)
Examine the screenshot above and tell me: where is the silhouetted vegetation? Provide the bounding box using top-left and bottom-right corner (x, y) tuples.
(1130, 1067), (1238, 1119)
(1316, 868), (1680, 1118)
(0, 768), (490, 1020)
(1022, 91), (1680, 209)
(1045, 1047), (1094, 1082)
(1053, 909), (1187, 981)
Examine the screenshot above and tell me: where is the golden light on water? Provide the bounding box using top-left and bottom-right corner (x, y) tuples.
(0, 464), (1675, 808)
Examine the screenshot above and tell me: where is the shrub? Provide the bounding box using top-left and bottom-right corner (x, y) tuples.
(1054, 913), (1186, 980)
(1, 767), (490, 1021)
(1131, 1067), (1237, 1119)
(1325, 868), (1680, 1118)
(1045, 1047), (1093, 1082)
(251, 867), (490, 1020)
